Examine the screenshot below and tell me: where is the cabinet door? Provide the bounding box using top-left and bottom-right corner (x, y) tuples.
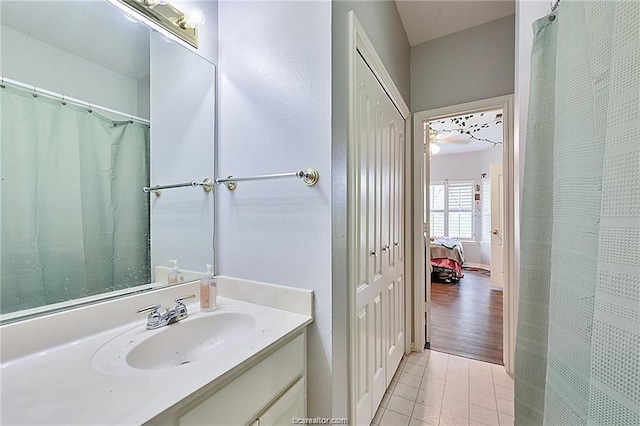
(258, 379), (305, 426)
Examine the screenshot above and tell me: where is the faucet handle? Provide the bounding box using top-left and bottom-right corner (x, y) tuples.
(137, 303), (161, 314)
(175, 294), (196, 304)
(137, 303), (162, 329)
(174, 295), (195, 321)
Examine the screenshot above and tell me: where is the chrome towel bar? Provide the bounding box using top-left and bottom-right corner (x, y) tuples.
(143, 178), (213, 197)
(215, 168), (319, 190)
(143, 169), (319, 195)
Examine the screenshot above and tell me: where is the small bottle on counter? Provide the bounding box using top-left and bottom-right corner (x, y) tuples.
(200, 264), (217, 312)
(167, 260), (184, 286)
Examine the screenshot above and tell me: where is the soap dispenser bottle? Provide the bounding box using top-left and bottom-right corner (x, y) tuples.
(200, 264), (217, 312)
(167, 260), (184, 286)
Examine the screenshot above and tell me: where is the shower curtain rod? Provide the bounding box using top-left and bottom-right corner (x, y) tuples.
(0, 76), (151, 126)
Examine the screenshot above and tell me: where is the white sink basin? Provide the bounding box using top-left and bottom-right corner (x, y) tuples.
(127, 312), (256, 370)
(92, 305), (265, 375)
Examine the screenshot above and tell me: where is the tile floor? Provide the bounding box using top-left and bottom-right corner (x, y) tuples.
(371, 350), (514, 426)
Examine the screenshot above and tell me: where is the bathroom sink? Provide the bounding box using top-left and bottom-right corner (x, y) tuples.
(127, 312), (256, 370)
(92, 306), (263, 375)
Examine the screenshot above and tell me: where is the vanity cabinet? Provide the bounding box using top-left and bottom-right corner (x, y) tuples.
(0, 278), (313, 426)
(257, 378), (305, 425)
(156, 331), (306, 426)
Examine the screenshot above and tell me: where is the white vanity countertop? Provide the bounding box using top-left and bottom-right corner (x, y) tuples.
(0, 278), (313, 425)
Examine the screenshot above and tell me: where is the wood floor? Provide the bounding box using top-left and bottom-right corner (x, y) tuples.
(428, 269), (503, 365)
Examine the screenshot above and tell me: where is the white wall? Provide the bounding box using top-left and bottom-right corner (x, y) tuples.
(137, 74), (150, 120)
(331, 1), (410, 415)
(430, 147), (502, 268)
(0, 24), (146, 119)
(150, 32), (215, 276)
(430, 148), (502, 184)
(216, 1), (332, 417)
(410, 15), (515, 113)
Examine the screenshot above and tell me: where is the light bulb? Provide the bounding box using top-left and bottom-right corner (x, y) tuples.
(183, 9), (205, 28)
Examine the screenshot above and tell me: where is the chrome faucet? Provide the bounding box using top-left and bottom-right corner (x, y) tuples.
(137, 294), (196, 330)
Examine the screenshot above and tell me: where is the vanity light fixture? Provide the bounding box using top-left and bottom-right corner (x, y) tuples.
(118, 0), (203, 48)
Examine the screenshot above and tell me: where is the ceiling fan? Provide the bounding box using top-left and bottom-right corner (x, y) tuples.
(429, 127), (472, 146)
(427, 111), (503, 154)
(427, 127), (471, 155)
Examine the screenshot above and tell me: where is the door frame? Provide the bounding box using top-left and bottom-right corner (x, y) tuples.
(347, 11), (412, 423)
(412, 95), (516, 373)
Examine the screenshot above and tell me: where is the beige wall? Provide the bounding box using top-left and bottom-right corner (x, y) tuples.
(410, 15), (515, 113)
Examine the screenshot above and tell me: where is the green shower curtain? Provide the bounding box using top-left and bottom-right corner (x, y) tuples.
(516, 1), (639, 425)
(0, 85), (150, 314)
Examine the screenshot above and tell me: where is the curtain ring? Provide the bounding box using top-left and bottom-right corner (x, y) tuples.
(88, 102), (93, 113)
(32, 85), (38, 98)
(61, 94), (67, 106)
(129, 114), (134, 124)
(0, 76), (5, 89)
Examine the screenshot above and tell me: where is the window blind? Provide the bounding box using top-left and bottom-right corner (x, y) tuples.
(448, 183), (473, 239)
(428, 181), (474, 239)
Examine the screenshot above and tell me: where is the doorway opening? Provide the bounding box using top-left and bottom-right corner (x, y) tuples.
(424, 107), (505, 365)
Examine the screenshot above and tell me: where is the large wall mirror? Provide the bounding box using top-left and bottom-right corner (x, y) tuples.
(0, 0), (216, 322)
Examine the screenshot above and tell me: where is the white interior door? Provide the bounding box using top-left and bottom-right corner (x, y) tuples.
(424, 140), (431, 344)
(490, 164), (504, 289)
(354, 53), (405, 426)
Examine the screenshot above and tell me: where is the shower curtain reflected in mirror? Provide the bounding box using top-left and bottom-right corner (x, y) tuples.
(516, 1), (639, 425)
(1, 85), (150, 314)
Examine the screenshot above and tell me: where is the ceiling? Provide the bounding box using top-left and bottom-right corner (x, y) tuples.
(1, 1), (150, 79)
(395, 0), (515, 46)
(429, 108), (503, 155)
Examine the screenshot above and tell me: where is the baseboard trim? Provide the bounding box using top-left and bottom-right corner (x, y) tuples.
(464, 263), (491, 271)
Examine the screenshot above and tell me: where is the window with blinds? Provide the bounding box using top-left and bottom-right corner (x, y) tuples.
(428, 181), (474, 239)
(430, 184), (445, 237)
(482, 178), (491, 243)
